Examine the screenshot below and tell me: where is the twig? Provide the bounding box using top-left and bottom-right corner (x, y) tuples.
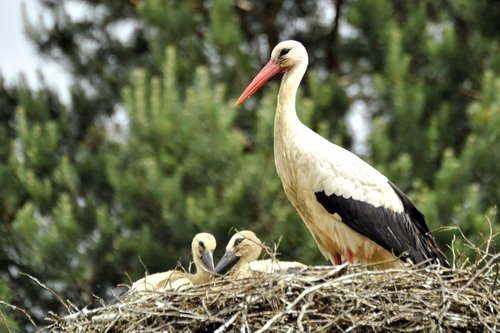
(255, 281), (329, 333)
(452, 252), (500, 300)
(20, 272), (71, 313)
(214, 313), (239, 333)
(0, 310), (12, 333)
(297, 301), (312, 332)
(0, 301), (38, 329)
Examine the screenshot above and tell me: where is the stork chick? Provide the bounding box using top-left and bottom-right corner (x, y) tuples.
(131, 232), (216, 291)
(215, 230), (306, 278)
(214, 230), (262, 279)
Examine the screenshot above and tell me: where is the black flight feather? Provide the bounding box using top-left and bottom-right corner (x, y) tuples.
(315, 181), (449, 267)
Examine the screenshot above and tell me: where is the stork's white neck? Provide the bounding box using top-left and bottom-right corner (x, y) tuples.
(274, 60), (308, 188)
(275, 61), (308, 138)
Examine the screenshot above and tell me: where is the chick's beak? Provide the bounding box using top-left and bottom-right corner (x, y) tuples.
(201, 250), (215, 272)
(214, 251), (240, 275)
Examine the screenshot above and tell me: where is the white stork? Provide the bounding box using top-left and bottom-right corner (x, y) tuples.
(235, 40), (449, 269)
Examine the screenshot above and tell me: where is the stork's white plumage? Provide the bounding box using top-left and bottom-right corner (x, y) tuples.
(235, 40), (449, 269)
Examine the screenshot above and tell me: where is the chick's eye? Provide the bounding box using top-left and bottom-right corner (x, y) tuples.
(234, 238), (244, 246)
(198, 241), (205, 249)
(279, 48), (290, 58)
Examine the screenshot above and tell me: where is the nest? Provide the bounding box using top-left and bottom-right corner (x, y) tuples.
(43, 256), (499, 332)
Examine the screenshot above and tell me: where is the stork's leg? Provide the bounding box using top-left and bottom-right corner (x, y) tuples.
(345, 249), (354, 264)
(333, 253), (342, 265)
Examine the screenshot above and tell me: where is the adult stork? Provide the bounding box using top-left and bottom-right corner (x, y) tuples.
(235, 40), (449, 269)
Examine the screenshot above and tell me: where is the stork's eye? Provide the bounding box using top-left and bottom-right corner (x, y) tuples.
(234, 238), (244, 247)
(279, 48), (290, 58)
(198, 241), (205, 249)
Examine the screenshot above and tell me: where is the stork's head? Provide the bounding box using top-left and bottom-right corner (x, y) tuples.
(214, 230), (262, 275)
(270, 40), (308, 70)
(191, 232), (216, 273)
(235, 40), (308, 106)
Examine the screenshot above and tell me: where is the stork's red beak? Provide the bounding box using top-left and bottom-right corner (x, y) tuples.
(235, 60), (283, 106)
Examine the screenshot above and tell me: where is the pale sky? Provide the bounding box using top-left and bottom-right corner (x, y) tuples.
(0, 1), (70, 102)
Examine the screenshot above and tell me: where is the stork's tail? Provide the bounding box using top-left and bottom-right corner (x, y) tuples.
(420, 232), (450, 268)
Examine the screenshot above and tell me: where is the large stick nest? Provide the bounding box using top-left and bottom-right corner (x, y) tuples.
(44, 255), (499, 332)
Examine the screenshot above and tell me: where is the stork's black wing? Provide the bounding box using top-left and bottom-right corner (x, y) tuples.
(315, 181), (449, 267)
